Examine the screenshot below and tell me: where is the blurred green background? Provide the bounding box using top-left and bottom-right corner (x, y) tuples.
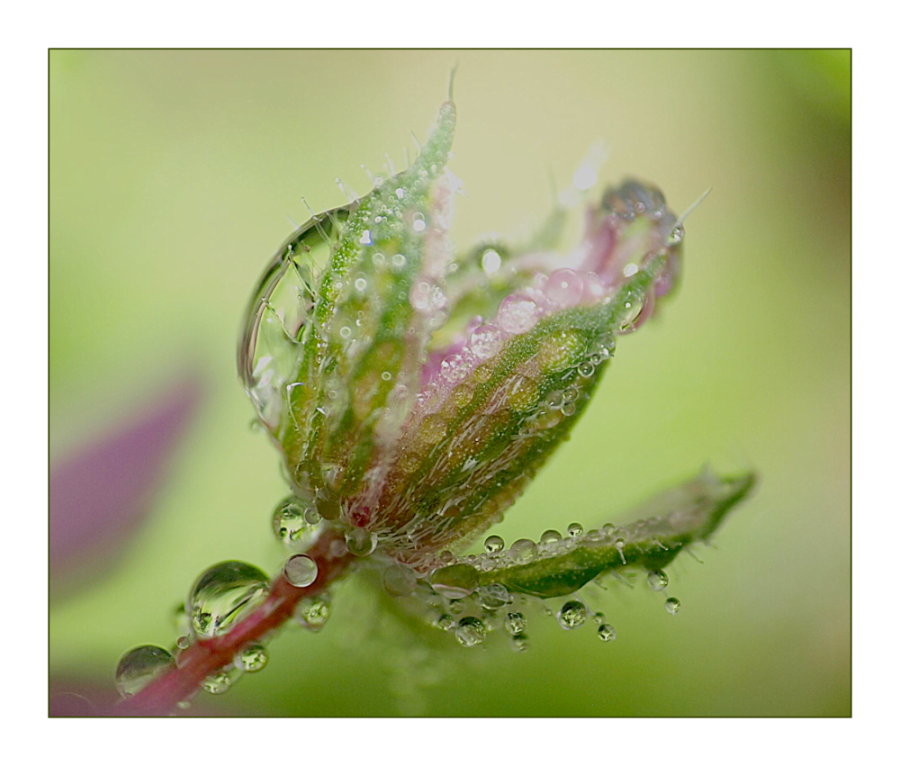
(49, 50), (850, 716)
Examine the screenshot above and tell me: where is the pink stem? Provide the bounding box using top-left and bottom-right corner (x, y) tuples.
(116, 531), (353, 716)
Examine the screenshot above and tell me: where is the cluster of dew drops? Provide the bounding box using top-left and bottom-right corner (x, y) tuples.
(115, 490), (682, 704)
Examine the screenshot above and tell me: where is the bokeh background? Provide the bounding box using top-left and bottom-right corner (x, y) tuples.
(49, 50), (850, 716)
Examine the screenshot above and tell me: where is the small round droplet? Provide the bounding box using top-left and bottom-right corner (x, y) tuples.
(546, 268), (584, 308)
(510, 633), (529, 652)
(647, 570), (669, 591)
(115, 645), (174, 698)
(480, 248), (502, 275)
(271, 495), (319, 548)
(668, 223), (684, 246)
(238, 644), (268, 673)
(383, 564), (417, 597)
(497, 296), (539, 334)
(665, 597), (681, 615)
(484, 535), (505, 554)
(577, 361), (595, 378)
(296, 596), (331, 630)
(436, 614), (455, 631)
(201, 667), (239, 695)
(455, 616), (486, 647)
(540, 529), (562, 545)
(597, 623), (617, 642)
(469, 324), (504, 359)
(188, 561), (270, 639)
(509, 538), (537, 564)
(504, 612), (527, 635)
(284, 554), (318, 587)
(345, 527), (378, 557)
(558, 600), (588, 630)
(567, 522), (584, 538)
(478, 583), (511, 609)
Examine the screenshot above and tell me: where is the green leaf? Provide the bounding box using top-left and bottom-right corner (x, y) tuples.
(429, 470), (755, 598)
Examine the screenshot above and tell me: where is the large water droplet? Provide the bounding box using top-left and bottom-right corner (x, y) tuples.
(431, 563), (478, 600)
(455, 616), (486, 647)
(665, 597), (681, 615)
(238, 644), (268, 673)
(540, 529), (562, 545)
(567, 522), (584, 538)
(497, 296), (539, 334)
(484, 535), (505, 554)
(271, 494), (320, 548)
(478, 583), (511, 610)
(284, 554), (319, 587)
(509, 538), (537, 564)
(115, 645), (174, 698)
(546, 268), (584, 308)
(188, 561), (270, 639)
(558, 600), (588, 630)
(469, 324), (504, 360)
(345, 527), (378, 557)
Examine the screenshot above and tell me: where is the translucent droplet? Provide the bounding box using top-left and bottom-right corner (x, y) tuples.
(431, 563), (478, 600)
(668, 223), (684, 246)
(567, 522), (584, 538)
(546, 268), (584, 308)
(665, 597), (681, 615)
(469, 324), (503, 359)
(201, 666), (239, 695)
(411, 279), (447, 312)
(504, 612), (527, 635)
(497, 296), (539, 334)
(271, 494), (319, 548)
(345, 527), (378, 557)
(540, 529), (562, 545)
(558, 600), (588, 630)
(383, 564), (417, 597)
(597, 623), (617, 642)
(188, 561), (270, 639)
(412, 213), (427, 233)
(238, 644), (268, 673)
(509, 538), (537, 564)
(577, 361), (595, 378)
(560, 401), (577, 417)
(647, 570), (669, 591)
(115, 645), (174, 698)
(284, 554), (318, 587)
(478, 583), (511, 609)
(510, 633), (529, 652)
(455, 616), (486, 647)
(484, 535), (505, 554)
(436, 613), (455, 631)
(296, 595), (331, 630)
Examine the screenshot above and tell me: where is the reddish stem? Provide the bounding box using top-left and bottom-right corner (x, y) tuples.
(116, 531), (353, 716)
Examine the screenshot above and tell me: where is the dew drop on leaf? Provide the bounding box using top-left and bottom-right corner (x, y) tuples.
(455, 616), (487, 647)
(345, 527), (378, 557)
(504, 612), (527, 635)
(597, 623), (617, 642)
(238, 644), (269, 673)
(647, 570), (669, 591)
(484, 535), (505, 554)
(665, 597), (682, 615)
(558, 600), (588, 630)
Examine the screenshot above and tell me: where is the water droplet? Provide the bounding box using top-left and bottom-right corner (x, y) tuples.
(647, 570), (669, 591)
(560, 401), (577, 417)
(383, 564), (417, 597)
(547, 268), (584, 308)
(345, 527), (378, 557)
(497, 296), (540, 334)
(478, 583), (511, 609)
(510, 633), (529, 652)
(391, 253), (407, 269)
(188, 561), (270, 639)
(296, 595), (331, 630)
(284, 554), (318, 587)
(668, 223), (684, 246)
(567, 522), (584, 538)
(431, 563), (478, 600)
(354, 276), (368, 292)
(455, 616), (486, 647)
(597, 623), (617, 642)
(577, 361), (595, 378)
(480, 248), (502, 275)
(504, 612), (527, 635)
(201, 666), (239, 695)
(115, 645), (174, 698)
(665, 597), (681, 615)
(238, 644), (268, 673)
(558, 600), (588, 630)
(540, 529), (562, 545)
(484, 535), (505, 554)
(436, 614), (455, 631)
(469, 324), (503, 359)
(395, 187), (406, 199)
(509, 538), (537, 564)
(411, 279), (447, 312)
(271, 495), (320, 548)
(412, 213), (427, 233)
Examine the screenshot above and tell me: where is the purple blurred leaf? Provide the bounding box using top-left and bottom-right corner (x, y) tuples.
(50, 374), (204, 589)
